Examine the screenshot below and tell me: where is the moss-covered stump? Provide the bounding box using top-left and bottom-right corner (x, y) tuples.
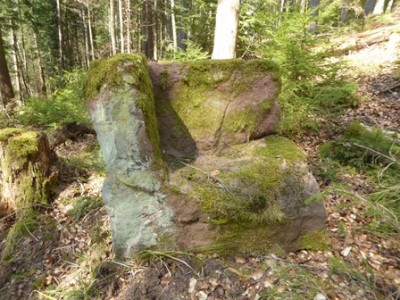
(0, 128), (52, 218)
(168, 136), (326, 253)
(149, 60), (281, 154)
(0, 128), (55, 260)
(85, 54), (174, 258)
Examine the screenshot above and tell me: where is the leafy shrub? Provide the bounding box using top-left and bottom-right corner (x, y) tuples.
(320, 122), (400, 236)
(17, 70), (90, 129)
(238, 6), (359, 136)
(165, 40), (210, 61)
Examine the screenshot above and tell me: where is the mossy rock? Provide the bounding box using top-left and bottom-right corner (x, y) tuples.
(86, 56), (325, 258)
(85, 53), (164, 171)
(85, 55), (174, 258)
(168, 136), (326, 254)
(149, 59), (281, 153)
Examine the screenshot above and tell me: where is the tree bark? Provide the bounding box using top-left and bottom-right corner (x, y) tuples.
(144, 0), (154, 59)
(87, 0), (95, 60)
(373, 0), (385, 14)
(0, 26), (15, 107)
(126, 0), (131, 53)
(364, 0), (376, 15)
(33, 31), (47, 95)
(212, 0), (240, 60)
(118, 0), (124, 53)
(339, 0), (348, 25)
(9, 23), (22, 102)
(309, 0), (320, 31)
(80, 3), (90, 68)
(109, 0), (117, 55)
(56, 0), (65, 70)
(170, 0), (178, 52)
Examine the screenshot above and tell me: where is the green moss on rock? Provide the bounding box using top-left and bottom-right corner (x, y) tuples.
(85, 54), (164, 171)
(168, 59), (280, 142)
(193, 136), (306, 224)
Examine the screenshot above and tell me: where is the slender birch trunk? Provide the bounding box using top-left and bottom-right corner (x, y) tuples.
(212, 0), (240, 59)
(170, 0), (177, 52)
(118, 0), (124, 53)
(126, 0), (131, 53)
(87, 0), (95, 60)
(109, 0), (117, 55)
(56, 0), (65, 70)
(9, 23), (22, 101)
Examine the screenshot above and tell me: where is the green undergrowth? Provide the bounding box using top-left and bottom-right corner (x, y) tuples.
(2, 213), (56, 262)
(319, 122), (400, 236)
(238, 8), (360, 136)
(17, 70), (90, 129)
(63, 145), (105, 176)
(258, 262), (329, 299)
(67, 196), (103, 221)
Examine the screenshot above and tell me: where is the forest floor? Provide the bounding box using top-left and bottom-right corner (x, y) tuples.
(0, 31), (400, 300)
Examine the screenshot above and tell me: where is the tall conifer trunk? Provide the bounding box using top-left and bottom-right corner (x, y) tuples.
(0, 27), (15, 107)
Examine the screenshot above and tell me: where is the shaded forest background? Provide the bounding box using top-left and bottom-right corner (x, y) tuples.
(0, 0), (397, 108)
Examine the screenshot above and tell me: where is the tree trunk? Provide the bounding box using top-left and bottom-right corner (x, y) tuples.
(126, 0), (131, 53)
(118, 0), (125, 53)
(154, 0), (158, 60)
(144, 0), (154, 59)
(212, 0), (240, 60)
(339, 0), (348, 25)
(56, 0), (65, 70)
(309, 0), (320, 31)
(373, 0), (385, 14)
(87, 0), (95, 60)
(80, 4), (90, 68)
(109, 0), (117, 55)
(9, 23), (22, 103)
(170, 0), (178, 53)
(364, 0), (376, 15)
(33, 31), (47, 95)
(0, 26), (15, 107)
(385, 0), (394, 12)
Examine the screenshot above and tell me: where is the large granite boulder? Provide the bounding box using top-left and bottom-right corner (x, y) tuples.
(85, 54), (326, 258)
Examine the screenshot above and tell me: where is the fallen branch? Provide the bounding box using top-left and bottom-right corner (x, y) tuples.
(329, 24), (400, 54)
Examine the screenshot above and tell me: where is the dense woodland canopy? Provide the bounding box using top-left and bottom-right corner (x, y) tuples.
(0, 0), (397, 107)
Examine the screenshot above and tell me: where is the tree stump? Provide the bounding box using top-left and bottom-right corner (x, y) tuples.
(0, 128), (53, 218)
